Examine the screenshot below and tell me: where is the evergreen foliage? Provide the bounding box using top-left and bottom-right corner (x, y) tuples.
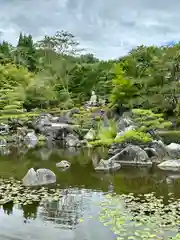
(0, 30), (180, 119)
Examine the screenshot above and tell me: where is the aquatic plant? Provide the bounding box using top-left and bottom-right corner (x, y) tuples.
(0, 178), (62, 206)
(99, 193), (180, 239)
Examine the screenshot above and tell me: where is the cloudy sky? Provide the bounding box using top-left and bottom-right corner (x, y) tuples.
(0, 0), (179, 59)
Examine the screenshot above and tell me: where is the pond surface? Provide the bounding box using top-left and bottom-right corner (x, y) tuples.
(0, 145), (180, 240)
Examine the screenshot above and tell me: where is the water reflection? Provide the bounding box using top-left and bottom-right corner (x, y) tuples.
(37, 148), (53, 161)
(0, 189), (115, 240)
(39, 189), (86, 229)
(1, 146), (180, 239)
(2, 202), (14, 215)
(22, 202), (39, 220)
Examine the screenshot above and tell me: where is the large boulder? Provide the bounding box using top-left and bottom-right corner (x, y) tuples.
(117, 115), (134, 131)
(166, 143), (180, 158)
(110, 145), (151, 166)
(22, 168), (56, 187)
(108, 143), (123, 156)
(149, 140), (169, 159)
(64, 133), (81, 147)
(158, 160), (180, 172)
(118, 145), (149, 162)
(42, 123), (74, 141)
(32, 113), (52, 132)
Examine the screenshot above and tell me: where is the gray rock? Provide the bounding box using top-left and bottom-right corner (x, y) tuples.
(110, 145), (150, 166)
(144, 147), (159, 158)
(0, 139), (7, 147)
(65, 133), (80, 147)
(43, 123), (74, 141)
(117, 116), (134, 131)
(95, 159), (121, 172)
(32, 113), (52, 132)
(65, 108), (80, 118)
(22, 168), (56, 187)
(56, 160), (71, 168)
(24, 131), (38, 148)
(108, 143), (123, 155)
(150, 140), (168, 159)
(84, 128), (96, 141)
(158, 160), (180, 171)
(166, 143), (180, 158)
(115, 125), (135, 139)
(0, 124), (9, 135)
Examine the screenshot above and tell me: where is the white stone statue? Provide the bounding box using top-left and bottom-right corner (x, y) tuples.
(89, 91), (97, 106)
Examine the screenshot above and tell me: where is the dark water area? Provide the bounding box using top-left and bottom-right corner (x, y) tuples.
(0, 145), (180, 239)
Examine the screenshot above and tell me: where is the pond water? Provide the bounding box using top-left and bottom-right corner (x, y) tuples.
(0, 145), (180, 240)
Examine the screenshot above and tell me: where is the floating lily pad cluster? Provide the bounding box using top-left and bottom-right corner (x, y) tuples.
(0, 178), (62, 206)
(99, 193), (180, 240)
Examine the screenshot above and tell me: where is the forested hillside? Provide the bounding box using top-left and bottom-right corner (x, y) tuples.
(0, 30), (180, 119)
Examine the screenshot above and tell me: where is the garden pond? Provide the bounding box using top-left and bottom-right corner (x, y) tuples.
(1, 146), (180, 239)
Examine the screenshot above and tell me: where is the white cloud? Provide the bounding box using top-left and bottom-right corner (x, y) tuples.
(0, 0), (180, 59)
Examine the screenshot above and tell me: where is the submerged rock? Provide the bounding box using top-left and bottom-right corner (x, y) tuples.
(158, 160), (180, 171)
(56, 160), (71, 168)
(22, 168), (56, 187)
(95, 159), (121, 172)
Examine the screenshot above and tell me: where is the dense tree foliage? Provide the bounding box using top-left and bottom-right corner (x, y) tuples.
(0, 30), (180, 119)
